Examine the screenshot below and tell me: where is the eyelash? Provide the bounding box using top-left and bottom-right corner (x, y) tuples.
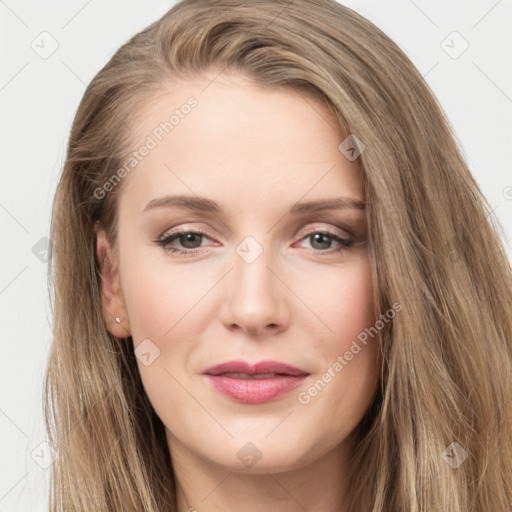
(156, 227), (354, 257)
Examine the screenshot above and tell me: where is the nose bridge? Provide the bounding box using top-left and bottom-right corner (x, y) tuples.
(233, 234), (274, 295)
(221, 233), (287, 334)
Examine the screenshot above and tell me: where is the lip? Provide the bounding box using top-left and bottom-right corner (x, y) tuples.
(204, 360), (309, 376)
(203, 360), (310, 404)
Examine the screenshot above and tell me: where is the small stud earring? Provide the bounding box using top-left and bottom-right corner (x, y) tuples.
(114, 317), (125, 324)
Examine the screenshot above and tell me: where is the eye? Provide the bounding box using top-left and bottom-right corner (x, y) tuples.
(155, 226), (355, 257)
(156, 227), (214, 256)
(295, 230), (354, 254)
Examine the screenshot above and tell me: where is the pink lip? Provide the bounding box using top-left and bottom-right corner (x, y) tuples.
(203, 360), (310, 404)
(204, 360), (308, 376)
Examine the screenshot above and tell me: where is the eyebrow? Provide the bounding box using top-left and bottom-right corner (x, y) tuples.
(143, 194), (367, 214)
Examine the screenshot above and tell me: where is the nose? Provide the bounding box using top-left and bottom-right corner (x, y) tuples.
(219, 241), (290, 337)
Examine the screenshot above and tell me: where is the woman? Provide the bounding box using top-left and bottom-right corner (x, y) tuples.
(44, 0), (512, 510)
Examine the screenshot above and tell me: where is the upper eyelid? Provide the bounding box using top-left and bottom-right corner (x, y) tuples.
(159, 226), (211, 241)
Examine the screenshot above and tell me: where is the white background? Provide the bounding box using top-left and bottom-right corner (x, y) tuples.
(1, 1), (511, 509)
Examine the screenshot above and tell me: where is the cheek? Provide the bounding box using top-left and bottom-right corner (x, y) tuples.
(118, 249), (201, 415)
(118, 245), (199, 339)
(305, 257), (375, 348)
(300, 257), (378, 420)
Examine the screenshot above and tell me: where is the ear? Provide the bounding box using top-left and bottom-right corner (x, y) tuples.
(95, 225), (131, 338)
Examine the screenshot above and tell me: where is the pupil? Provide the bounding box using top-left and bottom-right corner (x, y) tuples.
(181, 233), (201, 248)
(311, 233), (330, 250)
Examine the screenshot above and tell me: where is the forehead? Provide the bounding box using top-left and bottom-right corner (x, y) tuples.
(118, 73), (363, 217)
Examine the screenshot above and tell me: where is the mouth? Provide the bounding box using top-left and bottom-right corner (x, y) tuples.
(211, 372), (297, 379)
(203, 360), (310, 404)
(204, 360), (309, 377)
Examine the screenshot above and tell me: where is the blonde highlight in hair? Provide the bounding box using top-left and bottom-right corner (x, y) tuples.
(45, 1), (512, 510)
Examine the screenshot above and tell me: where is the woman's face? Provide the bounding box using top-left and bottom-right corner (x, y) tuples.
(99, 72), (379, 474)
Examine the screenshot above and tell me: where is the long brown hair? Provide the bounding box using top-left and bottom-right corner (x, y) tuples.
(44, 0), (512, 510)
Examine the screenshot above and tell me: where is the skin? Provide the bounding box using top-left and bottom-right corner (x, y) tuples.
(97, 72), (379, 512)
